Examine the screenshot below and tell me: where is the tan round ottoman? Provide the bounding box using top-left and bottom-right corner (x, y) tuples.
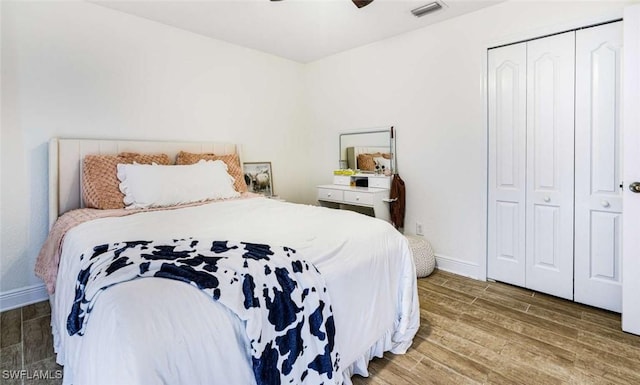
(406, 235), (435, 278)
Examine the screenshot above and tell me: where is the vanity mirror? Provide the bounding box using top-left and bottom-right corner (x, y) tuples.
(339, 127), (396, 174)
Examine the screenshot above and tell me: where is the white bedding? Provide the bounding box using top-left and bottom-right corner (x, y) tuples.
(52, 197), (419, 384)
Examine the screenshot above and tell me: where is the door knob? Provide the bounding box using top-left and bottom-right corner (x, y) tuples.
(630, 182), (640, 193)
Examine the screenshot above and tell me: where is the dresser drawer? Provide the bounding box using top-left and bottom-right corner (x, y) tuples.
(318, 188), (344, 202)
(368, 177), (391, 189)
(344, 190), (374, 206)
(333, 175), (351, 186)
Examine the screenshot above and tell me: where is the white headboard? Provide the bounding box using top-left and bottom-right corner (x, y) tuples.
(49, 138), (241, 228)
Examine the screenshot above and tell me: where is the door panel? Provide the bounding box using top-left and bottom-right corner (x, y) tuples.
(533, 56), (560, 191)
(575, 21), (623, 312)
(496, 201), (519, 261)
(533, 205), (559, 269)
(487, 43), (527, 286)
(525, 31), (575, 300)
(589, 211), (621, 279)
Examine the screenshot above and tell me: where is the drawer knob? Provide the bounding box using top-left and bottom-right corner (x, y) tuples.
(543, 196), (551, 203)
(601, 200), (610, 208)
(356, 196), (360, 201)
(327, 193), (332, 197)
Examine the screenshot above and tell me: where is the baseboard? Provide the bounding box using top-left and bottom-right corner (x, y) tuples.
(0, 284), (49, 312)
(434, 253), (483, 280)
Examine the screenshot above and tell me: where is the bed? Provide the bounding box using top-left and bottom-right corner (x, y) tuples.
(39, 138), (419, 385)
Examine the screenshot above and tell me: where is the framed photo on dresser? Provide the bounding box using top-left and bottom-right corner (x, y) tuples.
(243, 162), (273, 196)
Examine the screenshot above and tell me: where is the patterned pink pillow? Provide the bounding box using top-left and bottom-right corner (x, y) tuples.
(357, 153), (377, 171)
(82, 153), (170, 209)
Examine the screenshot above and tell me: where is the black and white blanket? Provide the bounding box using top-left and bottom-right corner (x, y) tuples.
(67, 238), (341, 385)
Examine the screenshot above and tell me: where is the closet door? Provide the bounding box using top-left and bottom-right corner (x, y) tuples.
(525, 31), (575, 300)
(487, 43), (527, 286)
(575, 22), (623, 312)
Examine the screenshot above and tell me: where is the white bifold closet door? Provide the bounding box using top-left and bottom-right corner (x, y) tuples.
(525, 31), (576, 300)
(487, 42), (527, 287)
(488, 31), (575, 300)
(574, 22), (623, 312)
(488, 23), (623, 309)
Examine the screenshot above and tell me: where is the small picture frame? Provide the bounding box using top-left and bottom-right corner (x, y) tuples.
(243, 162), (274, 196)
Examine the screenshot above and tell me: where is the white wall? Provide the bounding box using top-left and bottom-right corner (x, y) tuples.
(0, 1), (308, 302)
(305, 1), (631, 278)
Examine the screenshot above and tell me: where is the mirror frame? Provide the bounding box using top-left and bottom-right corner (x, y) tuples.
(339, 127), (396, 174)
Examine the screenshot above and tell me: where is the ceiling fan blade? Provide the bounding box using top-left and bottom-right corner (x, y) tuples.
(352, 0), (374, 8)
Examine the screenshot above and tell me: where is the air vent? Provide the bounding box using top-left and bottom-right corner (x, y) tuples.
(411, 2), (442, 17)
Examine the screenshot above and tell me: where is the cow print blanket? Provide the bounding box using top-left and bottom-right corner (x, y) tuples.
(66, 238), (341, 385)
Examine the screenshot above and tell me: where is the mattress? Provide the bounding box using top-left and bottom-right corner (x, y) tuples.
(51, 197), (419, 384)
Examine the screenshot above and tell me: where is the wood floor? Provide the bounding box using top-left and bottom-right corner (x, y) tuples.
(353, 269), (640, 385)
(1, 269), (639, 384)
(0, 301), (60, 385)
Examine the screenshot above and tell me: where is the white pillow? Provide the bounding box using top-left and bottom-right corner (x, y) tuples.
(117, 160), (240, 209)
(373, 156), (391, 171)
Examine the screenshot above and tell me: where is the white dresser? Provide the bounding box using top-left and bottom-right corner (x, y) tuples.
(317, 174), (392, 222)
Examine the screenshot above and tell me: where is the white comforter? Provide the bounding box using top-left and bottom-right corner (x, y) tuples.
(52, 197), (419, 385)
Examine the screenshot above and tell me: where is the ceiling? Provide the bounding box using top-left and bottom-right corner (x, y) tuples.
(93, 0), (502, 63)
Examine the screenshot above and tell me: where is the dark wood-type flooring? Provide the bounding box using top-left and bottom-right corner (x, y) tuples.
(353, 270), (640, 385)
(0, 301), (60, 385)
(2, 269), (639, 384)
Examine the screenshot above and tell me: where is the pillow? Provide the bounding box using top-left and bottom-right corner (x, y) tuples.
(82, 153), (171, 209)
(374, 156), (391, 171)
(357, 153), (378, 171)
(117, 160), (240, 209)
(176, 151), (248, 193)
